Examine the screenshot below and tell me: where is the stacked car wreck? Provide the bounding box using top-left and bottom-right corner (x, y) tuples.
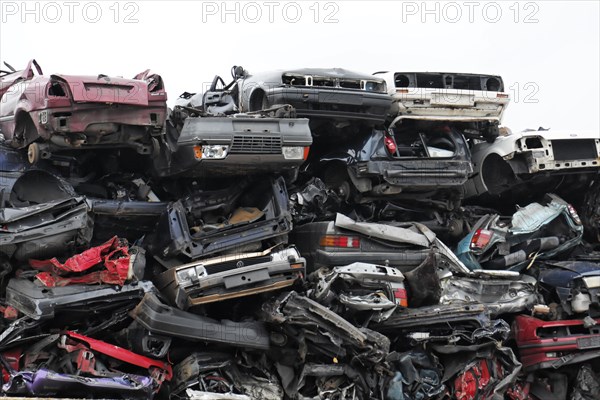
(0, 60), (599, 400)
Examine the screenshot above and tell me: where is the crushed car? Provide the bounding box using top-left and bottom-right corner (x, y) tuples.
(154, 245), (305, 309)
(456, 193), (584, 271)
(152, 107), (312, 180)
(195, 66), (393, 129)
(374, 71), (509, 141)
(308, 120), (474, 211)
(1, 59), (600, 400)
(0, 59), (167, 163)
(465, 128), (600, 200)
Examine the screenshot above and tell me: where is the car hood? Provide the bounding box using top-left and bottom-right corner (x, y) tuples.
(281, 68), (386, 81)
(51, 74), (149, 105)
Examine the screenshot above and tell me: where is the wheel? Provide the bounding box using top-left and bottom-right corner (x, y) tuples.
(322, 164), (355, 202)
(27, 142), (40, 164)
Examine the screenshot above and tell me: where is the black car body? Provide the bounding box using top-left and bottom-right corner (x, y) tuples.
(197, 66), (393, 127)
(130, 293), (271, 350)
(312, 122), (473, 210)
(6, 278), (155, 320)
(291, 213), (469, 275)
(153, 112), (312, 179)
(0, 166), (94, 262)
(147, 177), (292, 265)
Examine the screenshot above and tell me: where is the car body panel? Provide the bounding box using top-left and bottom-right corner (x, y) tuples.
(130, 293), (271, 350)
(440, 274), (539, 316)
(198, 67), (393, 126)
(153, 115), (312, 178)
(0, 59), (167, 152)
(537, 261), (600, 316)
(374, 71), (509, 123)
(6, 278), (155, 320)
(314, 126), (473, 207)
(466, 129), (600, 198)
(148, 177), (292, 263)
(514, 314), (600, 370)
(291, 213), (470, 275)
(155, 246), (305, 309)
(456, 194), (583, 271)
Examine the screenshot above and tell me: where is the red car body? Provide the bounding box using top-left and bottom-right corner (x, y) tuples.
(0, 60), (167, 160)
(514, 314), (600, 370)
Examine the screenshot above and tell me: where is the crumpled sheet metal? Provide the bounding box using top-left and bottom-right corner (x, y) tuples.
(1, 368), (156, 398)
(310, 263), (406, 321)
(263, 291), (390, 363)
(29, 236), (140, 287)
(335, 213), (435, 247)
(571, 364), (600, 400)
(130, 293), (271, 350)
(440, 274), (540, 316)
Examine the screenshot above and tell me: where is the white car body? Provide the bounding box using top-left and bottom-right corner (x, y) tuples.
(466, 129), (600, 197)
(374, 71), (510, 123)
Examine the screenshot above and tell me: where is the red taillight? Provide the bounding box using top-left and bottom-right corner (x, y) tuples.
(470, 229), (492, 250)
(319, 235), (360, 248)
(496, 93), (509, 98)
(384, 136), (397, 155)
(393, 288), (408, 307)
(303, 146), (310, 160)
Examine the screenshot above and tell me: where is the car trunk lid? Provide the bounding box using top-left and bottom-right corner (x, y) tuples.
(51, 74), (149, 106)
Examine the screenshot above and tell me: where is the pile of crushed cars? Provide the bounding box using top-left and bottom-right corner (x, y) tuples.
(1, 60), (600, 400)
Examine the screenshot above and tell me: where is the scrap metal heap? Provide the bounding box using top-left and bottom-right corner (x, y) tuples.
(0, 61), (600, 399)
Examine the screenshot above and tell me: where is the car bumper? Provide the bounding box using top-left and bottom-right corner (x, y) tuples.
(314, 249), (429, 271)
(266, 87), (392, 122)
(5, 278), (155, 320)
(514, 315), (600, 370)
(131, 293), (271, 350)
(354, 159), (473, 188)
(33, 103), (166, 140)
(156, 249), (305, 308)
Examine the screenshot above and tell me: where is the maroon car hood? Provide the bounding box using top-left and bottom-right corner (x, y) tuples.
(52, 74), (149, 106)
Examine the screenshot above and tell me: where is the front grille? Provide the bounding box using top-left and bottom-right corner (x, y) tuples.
(552, 139), (598, 161)
(230, 136), (282, 154)
(204, 255), (273, 274)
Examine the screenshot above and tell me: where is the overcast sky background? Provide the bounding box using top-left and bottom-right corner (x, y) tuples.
(1, 0), (598, 132)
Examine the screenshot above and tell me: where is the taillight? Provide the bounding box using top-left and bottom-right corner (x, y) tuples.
(319, 235), (360, 248)
(567, 204), (582, 225)
(384, 136), (397, 155)
(303, 146), (310, 160)
(393, 288), (408, 307)
(470, 229), (493, 250)
(497, 93), (509, 98)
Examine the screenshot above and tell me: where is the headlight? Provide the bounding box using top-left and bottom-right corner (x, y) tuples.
(583, 276), (600, 289)
(193, 145), (229, 160)
(282, 146), (308, 160)
(175, 265), (207, 285)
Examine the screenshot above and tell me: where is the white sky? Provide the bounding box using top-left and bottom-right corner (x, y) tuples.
(1, 0), (599, 132)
